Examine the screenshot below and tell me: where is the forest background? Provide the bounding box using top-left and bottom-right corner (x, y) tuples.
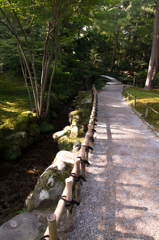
(0, 0), (158, 125)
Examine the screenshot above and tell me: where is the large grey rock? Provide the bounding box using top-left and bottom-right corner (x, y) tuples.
(27, 167), (70, 210)
(73, 140), (81, 152)
(56, 150), (75, 163)
(52, 150), (75, 171)
(0, 212), (39, 240)
(52, 160), (66, 171)
(6, 132), (28, 148)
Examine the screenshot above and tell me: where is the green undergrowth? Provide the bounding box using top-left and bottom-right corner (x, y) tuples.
(124, 86), (159, 130)
(0, 75), (31, 129)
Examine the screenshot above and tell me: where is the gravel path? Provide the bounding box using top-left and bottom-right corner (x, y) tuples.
(67, 84), (159, 240)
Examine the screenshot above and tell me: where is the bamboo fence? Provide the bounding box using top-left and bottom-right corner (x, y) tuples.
(41, 86), (98, 240)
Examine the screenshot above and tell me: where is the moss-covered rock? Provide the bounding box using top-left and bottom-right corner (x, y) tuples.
(28, 123), (40, 138)
(6, 132), (28, 148)
(27, 136), (35, 147)
(3, 144), (21, 161)
(69, 109), (89, 125)
(40, 121), (54, 133)
(52, 126), (71, 141)
(27, 166), (71, 210)
(57, 135), (83, 151)
(14, 111), (36, 132)
(70, 125), (79, 138)
(0, 125), (14, 137)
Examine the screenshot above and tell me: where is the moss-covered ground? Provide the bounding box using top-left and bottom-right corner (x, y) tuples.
(124, 86), (159, 130)
(0, 75), (31, 129)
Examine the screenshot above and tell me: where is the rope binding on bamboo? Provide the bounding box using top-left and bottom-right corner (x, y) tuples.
(85, 146), (93, 152)
(79, 157), (90, 166)
(40, 235), (49, 240)
(60, 196), (80, 214)
(89, 136), (94, 142)
(40, 236), (60, 240)
(92, 129), (96, 133)
(70, 173), (86, 184)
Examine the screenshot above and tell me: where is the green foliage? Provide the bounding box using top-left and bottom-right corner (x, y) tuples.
(52, 68), (74, 84)
(16, 207), (29, 214)
(0, 75), (32, 130)
(72, 91), (87, 108)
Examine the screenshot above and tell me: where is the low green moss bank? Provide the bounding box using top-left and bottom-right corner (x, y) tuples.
(124, 86), (159, 130)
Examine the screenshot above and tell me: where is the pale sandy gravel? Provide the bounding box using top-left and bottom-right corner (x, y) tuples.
(67, 84), (159, 240)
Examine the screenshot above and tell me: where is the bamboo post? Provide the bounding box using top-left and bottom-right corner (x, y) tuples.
(65, 177), (74, 231)
(133, 96), (136, 108)
(75, 158), (81, 202)
(85, 132), (90, 157)
(47, 214), (57, 240)
(128, 92), (130, 100)
(145, 102), (149, 118)
(88, 121), (93, 150)
(80, 143), (86, 179)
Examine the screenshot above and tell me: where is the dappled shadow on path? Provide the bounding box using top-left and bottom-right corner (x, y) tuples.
(86, 118), (156, 239)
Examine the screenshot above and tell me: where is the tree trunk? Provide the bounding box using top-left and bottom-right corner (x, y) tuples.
(17, 45), (34, 110)
(110, 29), (120, 73)
(144, 0), (159, 90)
(152, 15), (159, 80)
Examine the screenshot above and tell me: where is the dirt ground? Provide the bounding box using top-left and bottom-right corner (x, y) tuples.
(0, 104), (72, 226)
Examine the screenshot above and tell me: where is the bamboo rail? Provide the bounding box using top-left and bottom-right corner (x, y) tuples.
(41, 86), (98, 240)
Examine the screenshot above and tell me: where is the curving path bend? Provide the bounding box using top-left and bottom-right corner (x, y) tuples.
(67, 84), (159, 240)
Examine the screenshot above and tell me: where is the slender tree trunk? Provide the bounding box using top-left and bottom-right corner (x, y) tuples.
(46, 36), (61, 115)
(152, 16), (159, 80)
(110, 29), (120, 73)
(18, 45), (34, 110)
(144, 0), (159, 90)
